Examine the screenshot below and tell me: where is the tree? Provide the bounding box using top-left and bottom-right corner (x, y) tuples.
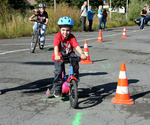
(128, 0), (145, 21)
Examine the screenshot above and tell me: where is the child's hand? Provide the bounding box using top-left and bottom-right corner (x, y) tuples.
(55, 55), (61, 61)
(81, 53), (87, 60)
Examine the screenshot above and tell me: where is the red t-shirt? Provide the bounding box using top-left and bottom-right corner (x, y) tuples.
(52, 32), (79, 61)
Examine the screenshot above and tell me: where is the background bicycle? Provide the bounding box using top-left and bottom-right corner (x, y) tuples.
(30, 20), (43, 53)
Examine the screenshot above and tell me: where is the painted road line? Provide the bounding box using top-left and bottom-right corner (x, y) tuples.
(72, 112), (82, 125)
(43, 98), (70, 103)
(1, 43), (53, 46)
(1, 43), (29, 46)
(0, 49), (30, 55)
(0, 45), (53, 56)
(101, 62), (112, 69)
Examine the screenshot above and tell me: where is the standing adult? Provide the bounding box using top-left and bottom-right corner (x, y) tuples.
(88, 6), (95, 31)
(81, 1), (88, 32)
(98, 5), (103, 31)
(102, 9), (107, 30)
(140, 6), (148, 30)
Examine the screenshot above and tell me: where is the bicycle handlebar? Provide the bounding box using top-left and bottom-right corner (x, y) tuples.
(61, 56), (81, 64)
(31, 20), (43, 23)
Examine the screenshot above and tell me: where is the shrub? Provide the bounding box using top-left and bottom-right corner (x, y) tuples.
(128, 0), (145, 21)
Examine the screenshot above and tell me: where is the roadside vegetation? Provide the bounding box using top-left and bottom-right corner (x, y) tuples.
(0, 0), (146, 39)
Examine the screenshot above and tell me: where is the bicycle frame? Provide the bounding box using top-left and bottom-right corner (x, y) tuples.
(62, 63), (77, 94)
(35, 23), (41, 35)
(67, 65), (77, 83)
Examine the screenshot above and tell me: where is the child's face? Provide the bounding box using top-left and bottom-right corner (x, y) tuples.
(60, 27), (72, 38)
(39, 8), (45, 13)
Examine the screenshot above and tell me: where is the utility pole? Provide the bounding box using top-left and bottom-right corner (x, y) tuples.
(110, 0), (111, 18)
(88, 0), (89, 10)
(54, 0), (56, 12)
(126, 0), (128, 20)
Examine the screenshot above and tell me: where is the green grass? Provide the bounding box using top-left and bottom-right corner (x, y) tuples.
(0, 3), (135, 39)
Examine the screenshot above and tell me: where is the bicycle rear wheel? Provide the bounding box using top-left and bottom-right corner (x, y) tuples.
(30, 32), (38, 53)
(69, 80), (78, 108)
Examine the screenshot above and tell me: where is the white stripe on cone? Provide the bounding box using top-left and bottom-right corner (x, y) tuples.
(116, 86), (129, 94)
(84, 44), (88, 48)
(84, 52), (89, 56)
(119, 71), (127, 79)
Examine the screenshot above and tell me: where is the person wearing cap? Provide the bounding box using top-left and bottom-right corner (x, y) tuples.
(29, 3), (48, 49)
(51, 16), (86, 97)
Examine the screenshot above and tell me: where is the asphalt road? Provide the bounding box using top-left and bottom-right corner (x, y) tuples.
(0, 26), (150, 125)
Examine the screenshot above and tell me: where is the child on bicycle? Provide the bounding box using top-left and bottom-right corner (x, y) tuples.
(52, 16), (86, 97)
(29, 3), (48, 49)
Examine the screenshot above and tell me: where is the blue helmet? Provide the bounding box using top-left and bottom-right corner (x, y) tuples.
(38, 3), (46, 8)
(57, 16), (74, 27)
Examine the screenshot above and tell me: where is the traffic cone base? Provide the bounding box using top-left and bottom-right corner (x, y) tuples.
(80, 56), (93, 64)
(122, 34), (127, 37)
(111, 96), (134, 105)
(97, 37), (103, 42)
(80, 60), (93, 64)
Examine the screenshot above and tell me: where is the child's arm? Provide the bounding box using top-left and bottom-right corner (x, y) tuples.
(29, 14), (35, 21)
(44, 18), (49, 25)
(54, 46), (61, 61)
(76, 46), (87, 60)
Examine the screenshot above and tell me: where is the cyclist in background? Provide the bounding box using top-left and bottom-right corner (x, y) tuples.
(29, 3), (48, 49)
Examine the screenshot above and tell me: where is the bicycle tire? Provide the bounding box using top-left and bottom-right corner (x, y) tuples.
(30, 32), (38, 53)
(69, 80), (78, 108)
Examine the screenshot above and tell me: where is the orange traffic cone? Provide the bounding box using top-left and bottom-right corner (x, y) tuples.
(80, 40), (93, 64)
(122, 27), (127, 37)
(97, 29), (103, 42)
(111, 63), (134, 105)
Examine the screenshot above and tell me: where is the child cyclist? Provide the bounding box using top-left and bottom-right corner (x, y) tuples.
(52, 16), (86, 97)
(29, 3), (48, 49)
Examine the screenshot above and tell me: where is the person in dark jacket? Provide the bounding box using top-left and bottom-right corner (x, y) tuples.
(140, 6), (148, 30)
(102, 9), (107, 30)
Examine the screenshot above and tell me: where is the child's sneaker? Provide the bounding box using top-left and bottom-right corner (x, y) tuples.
(54, 90), (61, 98)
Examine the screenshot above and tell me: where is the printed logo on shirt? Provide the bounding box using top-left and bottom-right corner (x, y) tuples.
(61, 42), (71, 55)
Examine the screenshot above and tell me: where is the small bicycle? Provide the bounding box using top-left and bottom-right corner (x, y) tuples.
(46, 56), (81, 109)
(30, 20), (42, 53)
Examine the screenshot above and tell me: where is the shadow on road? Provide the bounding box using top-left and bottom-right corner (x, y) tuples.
(77, 79), (139, 109)
(81, 45), (92, 48)
(0, 71), (107, 95)
(92, 59), (108, 62)
(131, 90), (150, 100)
(80, 72), (108, 77)
(1, 78), (53, 94)
(21, 62), (54, 65)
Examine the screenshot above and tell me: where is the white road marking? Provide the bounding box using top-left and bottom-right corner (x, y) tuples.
(0, 49), (30, 55)
(1, 43), (29, 46)
(0, 45), (53, 56)
(0, 28), (149, 56)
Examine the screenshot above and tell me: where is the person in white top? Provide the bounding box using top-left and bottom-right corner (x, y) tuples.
(81, 1), (88, 32)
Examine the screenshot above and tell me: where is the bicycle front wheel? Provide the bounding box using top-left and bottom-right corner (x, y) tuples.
(30, 32), (38, 53)
(69, 80), (78, 108)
